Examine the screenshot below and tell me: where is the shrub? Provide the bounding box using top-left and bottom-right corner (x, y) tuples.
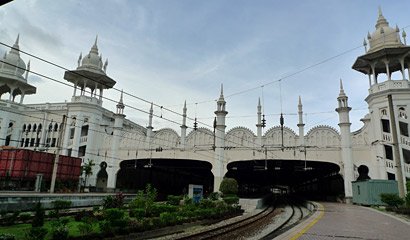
(208, 192), (220, 201)
(0, 233), (15, 240)
(394, 207), (410, 215)
(150, 203), (178, 217)
(167, 195), (182, 206)
(103, 208), (128, 228)
(223, 195), (239, 205)
(25, 227), (47, 240)
(3, 211), (20, 225)
(129, 184), (157, 215)
(405, 192), (410, 207)
(199, 199), (215, 209)
(160, 212), (177, 226)
(102, 193), (125, 209)
(74, 210), (93, 222)
(219, 178), (238, 195)
(380, 193), (404, 207)
(78, 221), (93, 236)
(19, 212), (32, 223)
(50, 217), (70, 240)
(32, 202), (45, 227)
(129, 208), (145, 219)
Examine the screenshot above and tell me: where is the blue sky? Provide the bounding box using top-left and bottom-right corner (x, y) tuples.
(1, 0), (409, 134)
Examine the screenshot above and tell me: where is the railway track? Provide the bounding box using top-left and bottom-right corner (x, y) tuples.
(171, 198), (313, 240)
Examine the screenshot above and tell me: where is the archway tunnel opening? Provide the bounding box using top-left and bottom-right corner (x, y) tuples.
(116, 159), (213, 200)
(226, 160), (343, 201)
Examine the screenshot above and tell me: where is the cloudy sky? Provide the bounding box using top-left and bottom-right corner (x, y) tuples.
(1, 0), (409, 134)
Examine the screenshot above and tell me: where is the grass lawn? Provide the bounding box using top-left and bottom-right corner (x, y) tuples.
(0, 218), (100, 240)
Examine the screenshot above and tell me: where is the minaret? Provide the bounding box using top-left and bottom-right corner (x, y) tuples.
(256, 98), (263, 147)
(146, 103), (154, 148)
(352, 8), (409, 196)
(335, 79), (354, 203)
(108, 91), (126, 190)
(213, 84), (228, 192)
(297, 96), (305, 146)
(180, 101), (187, 149)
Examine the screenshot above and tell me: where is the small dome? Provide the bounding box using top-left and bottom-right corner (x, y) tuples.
(0, 35), (27, 81)
(368, 8), (404, 52)
(77, 36), (105, 74)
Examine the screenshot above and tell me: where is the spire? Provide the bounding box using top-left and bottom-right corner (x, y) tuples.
(116, 90), (125, 114)
(25, 60), (30, 80)
(11, 34), (20, 54)
(219, 84), (224, 99)
(298, 95), (302, 106)
(339, 78), (346, 96)
(182, 100), (187, 126)
(148, 102), (154, 129)
(90, 35), (99, 54)
(375, 6), (389, 29)
(363, 38), (368, 52)
(183, 100), (187, 112)
(403, 30), (407, 45)
(77, 52), (82, 67)
(103, 58), (108, 72)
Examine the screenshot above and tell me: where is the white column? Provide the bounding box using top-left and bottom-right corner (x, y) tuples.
(0, 116), (10, 146)
(107, 114), (124, 190)
(71, 114), (83, 157)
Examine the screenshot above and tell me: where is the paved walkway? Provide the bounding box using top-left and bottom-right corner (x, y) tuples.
(277, 202), (410, 240)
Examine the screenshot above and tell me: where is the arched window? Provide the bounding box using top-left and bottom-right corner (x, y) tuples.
(22, 124), (26, 131)
(27, 124), (32, 132)
(49, 123), (53, 131)
(38, 124), (42, 131)
(399, 107), (407, 119)
(33, 124), (37, 132)
(54, 123), (58, 131)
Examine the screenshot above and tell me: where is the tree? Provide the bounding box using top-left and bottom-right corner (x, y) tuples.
(81, 159), (95, 188)
(219, 178), (238, 196)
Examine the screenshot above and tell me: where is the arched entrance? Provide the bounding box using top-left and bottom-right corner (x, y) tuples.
(116, 159), (213, 200)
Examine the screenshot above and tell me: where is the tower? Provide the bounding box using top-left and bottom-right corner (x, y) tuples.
(352, 8), (408, 197)
(297, 96), (305, 147)
(180, 101), (187, 149)
(336, 80), (354, 203)
(213, 84), (228, 192)
(256, 98), (263, 147)
(108, 91), (126, 190)
(0, 35), (36, 146)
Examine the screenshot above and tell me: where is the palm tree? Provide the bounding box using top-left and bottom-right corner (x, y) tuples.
(81, 159), (95, 190)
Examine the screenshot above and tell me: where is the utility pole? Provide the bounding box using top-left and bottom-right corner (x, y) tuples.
(50, 115), (67, 193)
(387, 95), (405, 197)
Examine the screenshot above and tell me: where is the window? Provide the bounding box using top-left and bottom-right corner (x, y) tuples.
(384, 145), (393, 160)
(30, 138), (35, 147)
(80, 125), (89, 137)
(402, 148), (410, 164)
(399, 121), (409, 137)
(381, 119), (390, 133)
(69, 128), (75, 139)
(51, 138), (57, 147)
(78, 146), (86, 157)
(387, 172), (395, 180)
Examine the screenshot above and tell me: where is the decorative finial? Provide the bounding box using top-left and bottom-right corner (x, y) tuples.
(378, 6), (383, 17)
(77, 52), (82, 67)
(25, 60), (30, 80)
(183, 100), (187, 109)
(340, 78), (344, 90)
(363, 38), (368, 52)
(403, 30), (407, 45)
(258, 97), (261, 106)
(220, 83), (224, 96)
(396, 24), (400, 32)
(94, 35), (98, 47)
(119, 89), (123, 103)
(103, 58), (108, 72)
(367, 31), (371, 40)
(298, 95), (302, 105)
(15, 34), (20, 45)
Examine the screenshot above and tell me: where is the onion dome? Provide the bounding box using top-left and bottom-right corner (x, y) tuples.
(0, 35), (27, 82)
(367, 7), (404, 52)
(77, 36), (105, 74)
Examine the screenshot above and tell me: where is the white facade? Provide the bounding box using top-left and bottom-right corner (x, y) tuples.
(1, 9), (410, 196)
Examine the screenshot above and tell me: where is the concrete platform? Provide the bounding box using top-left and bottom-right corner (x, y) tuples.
(276, 202), (410, 240)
